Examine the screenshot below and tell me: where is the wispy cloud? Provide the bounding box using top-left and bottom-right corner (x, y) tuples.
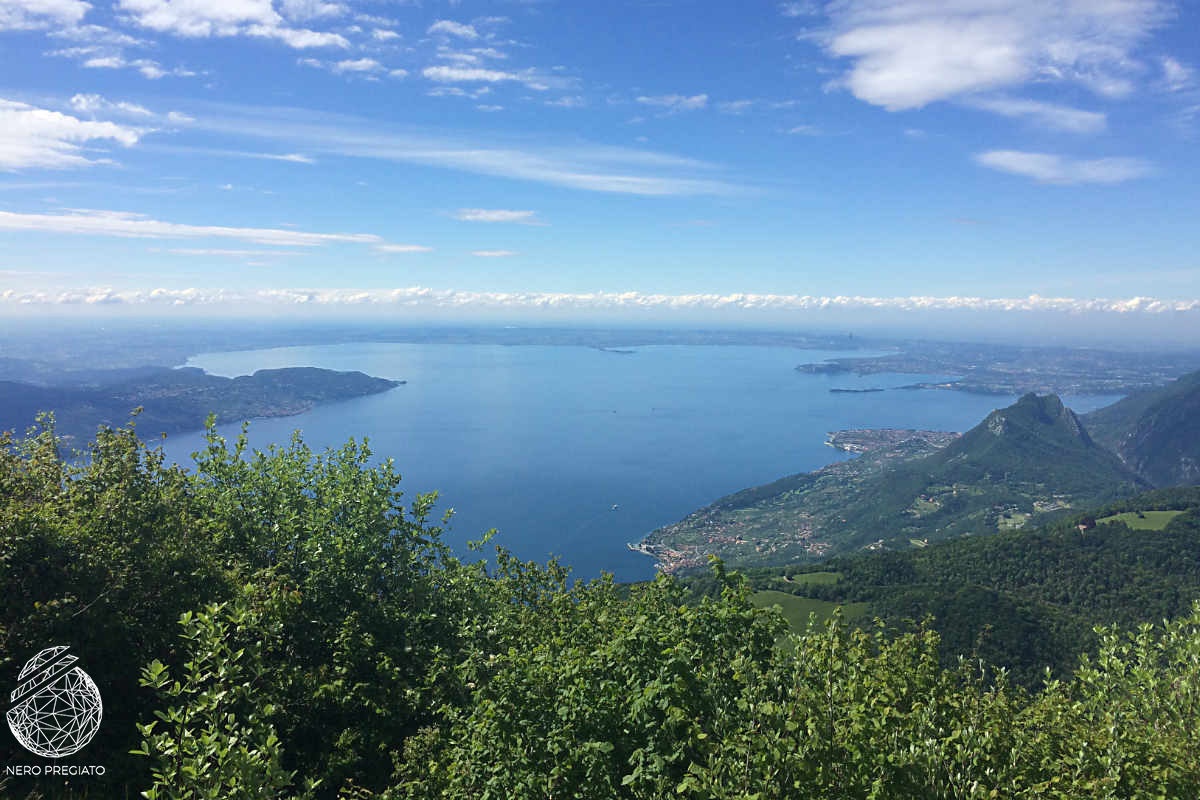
(965, 97), (1106, 133)
(5, 287), (1198, 316)
(180, 105), (740, 196)
(427, 20), (478, 40)
(0, 208), (381, 246)
(454, 208), (543, 224)
(779, 2), (818, 18)
(717, 99), (755, 114)
(69, 93), (153, 117)
(471, 250), (518, 257)
(300, 57), (404, 78)
(48, 45), (196, 79)
(421, 64), (563, 92)
(375, 243), (433, 253)
(822, 0), (1170, 110)
(636, 94), (708, 113)
(0, 99), (142, 170)
(162, 248), (306, 257)
(424, 65), (515, 83)
(545, 96), (586, 108)
(1162, 57), (1194, 91)
(975, 150), (1154, 184)
(153, 145), (316, 164)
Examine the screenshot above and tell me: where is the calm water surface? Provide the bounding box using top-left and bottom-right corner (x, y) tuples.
(162, 344), (1122, 581)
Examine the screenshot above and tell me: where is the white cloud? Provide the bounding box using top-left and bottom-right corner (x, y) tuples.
(165, 248), (304, 256)
(823, 0), (1170, 110)
(48, 24), (145, 47)
(116, 0), (348, 49)
(0, 0), (89, 30)
(636, 94), (708, 112)
(179, 105), (739, 195)
(6, 287), (1198, 316)
(975, 150), (1154, 184)
(1162, 56), (1193, 91)
(303, 57), (399, 78)
(375, 243), (433, 253)
(786, 124), (821, 135)
(278, 0), (344, 22)
(545, 96), (585, 108)
(966, 97), (1106, 133)
(471, 250), (518, 257)
(247, 24), (347, 48)
(0, 99), (142, 170)
(333, 57), (384, 73)
(454, 209), (542, 224)
(0, 208), (381, 245)
(476, 104), (503, 112)
(717, 99), (755, 114)
(70, 93), (153, 117)
(423, 65), (516, 83)
(53, 47), (196, 79)
(779, 1), (818, 17)
(163, 145), (316, 164)
(427, 19), (478, 40)
(372, 28), (399, 41)
(438, 49), (480, 65)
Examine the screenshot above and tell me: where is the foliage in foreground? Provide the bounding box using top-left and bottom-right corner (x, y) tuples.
(2, 419), (1199, 798)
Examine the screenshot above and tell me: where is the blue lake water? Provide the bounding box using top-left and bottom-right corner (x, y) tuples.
(161, 344), (1123, 582)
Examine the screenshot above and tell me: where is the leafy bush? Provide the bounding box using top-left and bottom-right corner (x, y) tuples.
(2, 420), (1199, 798)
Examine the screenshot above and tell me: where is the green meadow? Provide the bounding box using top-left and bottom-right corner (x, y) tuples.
(750, 589), (869, 632)
(1097, 510), (1184, 530)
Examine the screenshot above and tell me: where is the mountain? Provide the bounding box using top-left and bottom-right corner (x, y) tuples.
(0, 366), (402, 446)
(637, 393), (1147, 572)
(1083, 368), (1200, 487)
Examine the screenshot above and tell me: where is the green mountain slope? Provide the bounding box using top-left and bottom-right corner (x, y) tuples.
(638, 393), (1147, 572)
(1083, 368), (1200, 487)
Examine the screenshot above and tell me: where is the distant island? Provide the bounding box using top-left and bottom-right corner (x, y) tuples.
(0, 366), (402, 447)
(829, 387), (884, 394)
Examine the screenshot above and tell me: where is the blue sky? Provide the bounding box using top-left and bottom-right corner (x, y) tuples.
(1, 0), (1199, 332)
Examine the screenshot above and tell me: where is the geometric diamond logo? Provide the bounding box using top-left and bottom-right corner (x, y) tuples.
(7, 646), (103, 758)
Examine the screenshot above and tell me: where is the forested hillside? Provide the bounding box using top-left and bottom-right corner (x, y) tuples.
(1083, 367), (1200, 487)
(0, 367), (400, 448)
(2, 420), (1198, 798)
(726, 487), (1200, 687)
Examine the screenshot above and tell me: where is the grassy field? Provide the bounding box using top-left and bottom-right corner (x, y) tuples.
(1096, 510), (1184, 531)
(751, 589), (869, 633)
(782, 571), (841, 586)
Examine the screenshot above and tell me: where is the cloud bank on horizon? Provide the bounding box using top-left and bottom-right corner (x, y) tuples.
(3, 286), (1197, 317)
(0, 0), (1197, 318)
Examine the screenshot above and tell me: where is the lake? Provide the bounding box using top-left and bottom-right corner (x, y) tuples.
(161, 343), (1122, 582)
